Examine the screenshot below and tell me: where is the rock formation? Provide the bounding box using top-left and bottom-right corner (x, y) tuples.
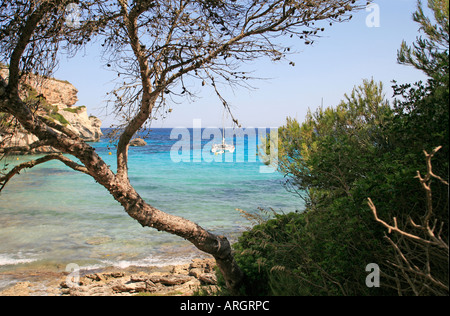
(0, 258), (219, 296)
(0, 67), (78, 106)
(129, 138), (147, 146)
(62, 258), (218, 296)
(0, 67), (102, 154)
(56, 104), (103, 142)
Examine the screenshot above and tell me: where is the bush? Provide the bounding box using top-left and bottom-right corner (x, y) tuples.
(232, 0), (448, 296)
(232, 201), (395, 296)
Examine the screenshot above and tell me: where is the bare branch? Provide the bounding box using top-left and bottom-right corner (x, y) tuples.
(368, 146), (449, 295)
(369, 198), (448, 251)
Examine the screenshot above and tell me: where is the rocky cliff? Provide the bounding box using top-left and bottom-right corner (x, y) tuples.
(0, 67), (102, 154)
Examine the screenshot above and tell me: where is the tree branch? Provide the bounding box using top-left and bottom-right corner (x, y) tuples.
(368, 146), (449, 295)
(368, 198), (447, 250)
(7, 1), (54, 90)
(0, 139), (52, 156)
(37, 115), (80, 140)
(0, 153), (89, 192)
(115, 0), (156, 182)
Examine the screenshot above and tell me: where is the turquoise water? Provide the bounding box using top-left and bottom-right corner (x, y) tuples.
(0, 128), (302, 278)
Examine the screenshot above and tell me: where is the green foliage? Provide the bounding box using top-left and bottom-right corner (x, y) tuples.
(233, 1), (448, 295)
(397, 0), (449, 81)
(232, 204), (392, 296)
(232, 212), (306, 296)
(277, 79), (392, 204)
(389, 0), (449, 230)
(0, 112), (13, 128)
(233, 75), (447, 295)
(63, 105), (86, 114)
(47, 111), (70, 126)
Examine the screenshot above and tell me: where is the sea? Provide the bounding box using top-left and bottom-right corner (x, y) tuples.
(0, 128), (303, 290)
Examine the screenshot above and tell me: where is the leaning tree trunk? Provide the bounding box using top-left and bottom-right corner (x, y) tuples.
(2, 0), (368, 296)
(0, 7), (244, 290)
(0, 85), (244, 293)
(103, 173), (245, 293)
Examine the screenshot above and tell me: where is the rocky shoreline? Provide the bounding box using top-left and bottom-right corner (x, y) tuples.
(0, 258), (219, 296)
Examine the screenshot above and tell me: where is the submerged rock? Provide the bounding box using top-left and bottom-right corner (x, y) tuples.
(84, 236), (113, 245)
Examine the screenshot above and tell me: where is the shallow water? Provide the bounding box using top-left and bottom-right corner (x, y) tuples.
(0, 128), (302, 287)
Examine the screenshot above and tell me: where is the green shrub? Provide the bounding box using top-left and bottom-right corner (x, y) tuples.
(48, 112), (70, 126)
(63, 106), (86, 114)
(232, 201), (395, 296)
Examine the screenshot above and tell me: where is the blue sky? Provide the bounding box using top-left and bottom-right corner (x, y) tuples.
(54, 0), (429, 128)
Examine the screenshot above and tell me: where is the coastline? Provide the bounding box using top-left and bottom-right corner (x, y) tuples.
(0, 256), (218, 296)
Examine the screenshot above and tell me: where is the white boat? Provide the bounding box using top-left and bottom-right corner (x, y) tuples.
(212, 110), (235, 154)
(211, 136), (235, 154)
(211, 137), (235, 154)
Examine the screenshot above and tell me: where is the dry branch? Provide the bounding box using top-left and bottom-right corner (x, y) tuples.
(368, 146), (449, 295)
